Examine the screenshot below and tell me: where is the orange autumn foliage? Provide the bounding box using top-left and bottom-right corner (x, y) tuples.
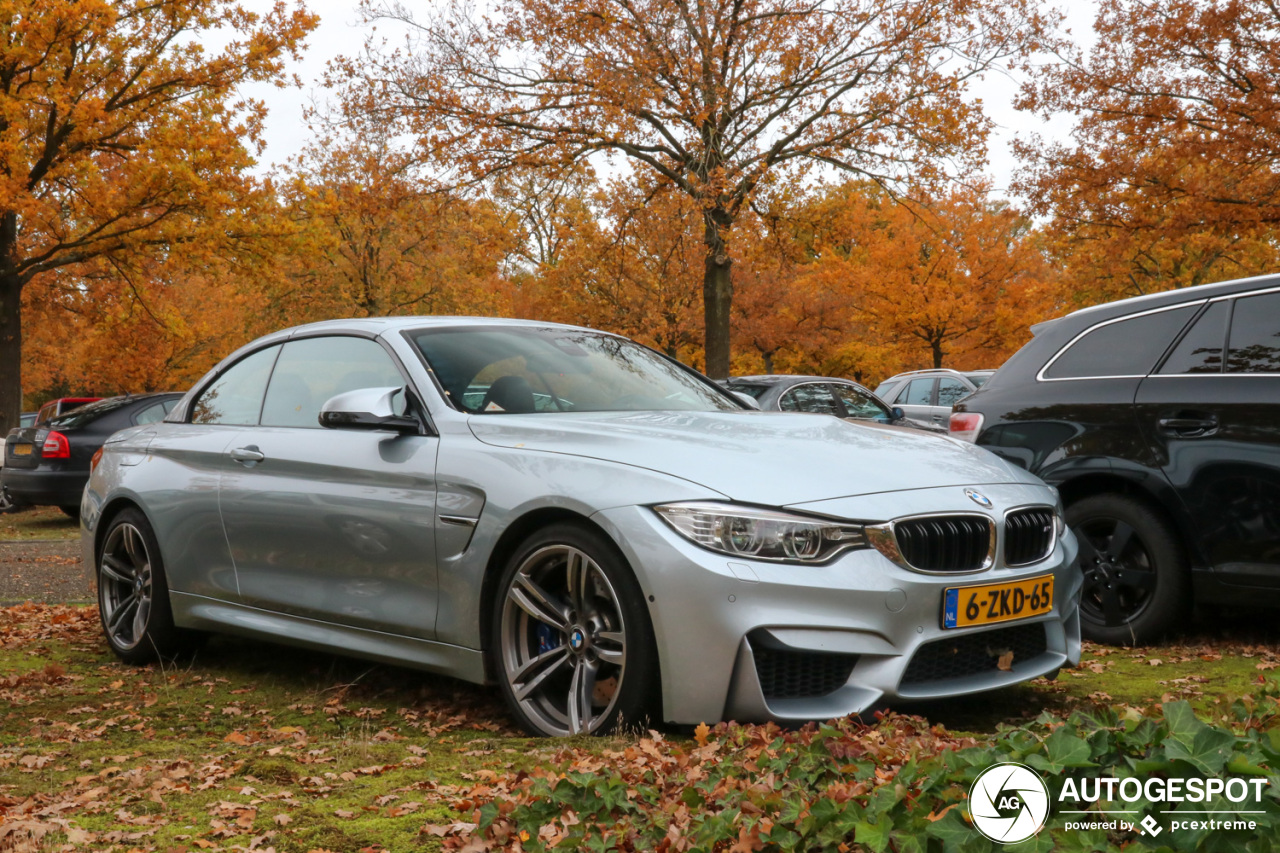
(0, 0), (316, 426)
(1017, 0), (1280, 302)
(353, 0), (1052, 376)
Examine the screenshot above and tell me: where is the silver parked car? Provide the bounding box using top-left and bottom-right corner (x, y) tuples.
(875, 368), (996, 428)
(720, 375), (946, 433)
(83, 318), (1082, 737)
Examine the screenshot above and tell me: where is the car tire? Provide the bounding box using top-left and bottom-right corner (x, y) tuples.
(1068, 493), (1189, 646)
(492, 522), (658, 737)
(97, 508), (192, 664)
(60, 505), (80, 521)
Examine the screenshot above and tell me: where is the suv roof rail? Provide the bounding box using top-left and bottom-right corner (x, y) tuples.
(889, 368), (972, 379)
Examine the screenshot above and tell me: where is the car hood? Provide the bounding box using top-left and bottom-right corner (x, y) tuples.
(467, 411), (1039, 506)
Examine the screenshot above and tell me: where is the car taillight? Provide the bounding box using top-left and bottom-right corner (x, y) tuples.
(42, 430), (70, 459)
(949, 412), (984, 443)
(90, 446), (104, 472)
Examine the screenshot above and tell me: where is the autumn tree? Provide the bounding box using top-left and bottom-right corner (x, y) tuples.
(778, 182), (1054, 371)
(21, 248), (258, 399)
(0, 0), (317, 428)
(355, 0), (1050, 377)
(524, 178), (704, 359)
(1016, 0), (1280, 299)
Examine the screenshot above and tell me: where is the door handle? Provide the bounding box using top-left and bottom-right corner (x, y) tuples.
(1157, 415), (1218, 438)
(229, 446), (265, 464)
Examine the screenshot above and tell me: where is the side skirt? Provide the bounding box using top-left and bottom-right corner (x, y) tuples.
(171, 592), (488, 684)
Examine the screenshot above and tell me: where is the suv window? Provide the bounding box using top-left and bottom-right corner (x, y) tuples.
(832, 384), (888, 419)
(1043, 305), (1197, 380)
(779, 384), (842, 416)
(1226, 292), (1280, 373)
(261, 337), (405, 428)
(897, 378), (934, 406)
(1160, 301), (1228, 374)
(191, 346), (281, 425)
(937, 378), (969, 407)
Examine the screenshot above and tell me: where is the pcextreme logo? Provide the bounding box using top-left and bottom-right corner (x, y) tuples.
(968, 763), (1050, 844)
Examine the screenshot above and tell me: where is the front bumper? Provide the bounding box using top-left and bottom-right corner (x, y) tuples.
(593, 483), (1082, 726)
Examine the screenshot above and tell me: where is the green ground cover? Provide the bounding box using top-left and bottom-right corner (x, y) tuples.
(1, 604), (1278, 852)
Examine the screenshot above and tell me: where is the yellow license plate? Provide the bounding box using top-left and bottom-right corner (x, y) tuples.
(11, 444), (31, 456)
(943, 575), (1053, 629)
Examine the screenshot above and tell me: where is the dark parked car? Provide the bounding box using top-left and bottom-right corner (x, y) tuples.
(3, 394), (181, 517)
(951, 275), (1280, 644)
(721, 375), (943, 432)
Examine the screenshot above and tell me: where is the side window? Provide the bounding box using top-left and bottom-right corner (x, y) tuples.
(779, 384), (842, 415)
(897, 378), (935, 406)
(1043, 306), (1197, 380)
(191, 346), (281, 425)
(1160, 301), (1228, 374)
(833, 384), (889, 420)
(260, 336), (405, 428)
(936, 378), (969, 407)
(1226, 292), (1280, 373)
(133, 399), (174, 425)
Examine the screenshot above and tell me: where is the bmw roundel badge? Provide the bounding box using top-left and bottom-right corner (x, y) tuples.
(965, 488), (993, 508)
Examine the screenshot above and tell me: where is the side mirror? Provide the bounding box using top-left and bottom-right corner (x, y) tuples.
(319, 386), (420, 434)
(731, 391), (761, 410)
(891, 407), (905, 420)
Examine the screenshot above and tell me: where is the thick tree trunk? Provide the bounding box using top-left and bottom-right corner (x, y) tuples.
(702, 209), (734, 379)
(0, 208), (22, 433)
(932, 339), (945, 369)
(0, 274), (22, 433)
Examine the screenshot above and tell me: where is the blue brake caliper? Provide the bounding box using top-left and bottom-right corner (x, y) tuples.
(536, 622), (562, 654)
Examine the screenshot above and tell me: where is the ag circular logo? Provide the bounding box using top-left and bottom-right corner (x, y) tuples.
(969, 762), (1049, 844)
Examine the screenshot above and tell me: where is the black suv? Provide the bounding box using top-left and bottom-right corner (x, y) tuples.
(952, 276), (1280, 644)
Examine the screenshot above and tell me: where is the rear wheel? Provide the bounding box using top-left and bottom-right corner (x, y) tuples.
(97, 508), (190, 663)
(1068, 493), (1189, 646)
(492, 523), (657, 736)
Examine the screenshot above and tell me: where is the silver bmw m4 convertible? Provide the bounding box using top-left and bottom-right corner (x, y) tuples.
(82, 317), (1082, 736)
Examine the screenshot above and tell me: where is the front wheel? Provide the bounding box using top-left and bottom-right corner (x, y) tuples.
(1068, 493), (1189, 646)
(492, 523), (657, 736)
(97, 508), (191, 664)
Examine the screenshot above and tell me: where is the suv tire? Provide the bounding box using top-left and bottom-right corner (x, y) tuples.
(1068, 493), (1189, 646)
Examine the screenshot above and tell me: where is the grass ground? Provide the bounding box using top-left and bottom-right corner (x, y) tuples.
(2, 604), (1278, 851)
(0, 507), (79, 542)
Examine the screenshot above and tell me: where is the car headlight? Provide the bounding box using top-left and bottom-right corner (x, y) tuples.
(653, 501), (866, 564)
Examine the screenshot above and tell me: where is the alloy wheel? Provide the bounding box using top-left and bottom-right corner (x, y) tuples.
(99, 523), (154, 651)
(499, 544), (627, 736)
(1075, 517), (1157, 628)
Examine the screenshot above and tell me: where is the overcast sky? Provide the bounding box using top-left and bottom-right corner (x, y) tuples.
(243, 0), (1099, 199)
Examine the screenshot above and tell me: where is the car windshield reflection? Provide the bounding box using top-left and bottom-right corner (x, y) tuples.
(410, 326), (740, 414)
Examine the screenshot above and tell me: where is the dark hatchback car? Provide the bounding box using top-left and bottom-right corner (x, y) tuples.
(952, 275), (1280, 644)
(722, 375), (942, 431)
(3, 394), (181, 517)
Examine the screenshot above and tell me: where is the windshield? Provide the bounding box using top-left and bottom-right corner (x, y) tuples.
(410, 326), (740, 414)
